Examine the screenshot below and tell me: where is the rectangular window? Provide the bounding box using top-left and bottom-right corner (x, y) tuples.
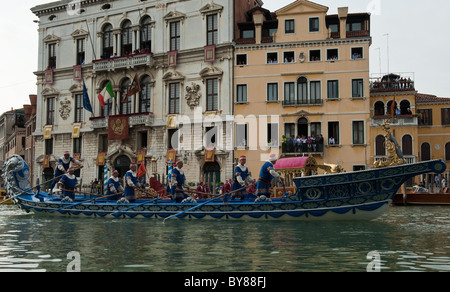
(309, 17), (320, 32)
(267, 52), (278, 64)
(352, 79), (364, 98)
(48, 43), (57, 68)
(236, 85), (247, 103)
(283, 51), (295, 63)
(328, 122), (340, 145)
(206, 78), (218, 111)
(310, 81), (321, 104)
(267, 83), (278, 102)
(76, 39), (85, 65)
(75, 94), (84, 123)
(442, 108), (450, 125)
(236, 124), (248, 148)
(169, 83), (180, 114)
(242, 29), (254, 39)
(46, 97), (55, 125)
(73, 136), (82, 154)
(236, 54), (247, 66)
(267, 123), (279, 147)
(310, 50), (321, 62)
(284, 82), (295, 105)
(418, 109), (432, 126)
(285, 123), (295, 139)
(45, 138), (53, 155)
(170, 21), (181, 51)
(207, 14), (218, 46)
(351, 47), (363, 59)
(103, 99), (113, 117)
(327, 80), (339, 99)
(310, 122), (322, 137)
(327, 49), (338, 61)
(352, 121), (365, 145)
(285, 20), (295, 34)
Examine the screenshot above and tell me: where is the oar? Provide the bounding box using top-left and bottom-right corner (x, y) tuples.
(163, 187), (247, 223)
(48, 192), (124, 214)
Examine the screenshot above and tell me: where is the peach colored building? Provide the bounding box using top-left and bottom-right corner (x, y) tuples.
(234, 0), (372, 176)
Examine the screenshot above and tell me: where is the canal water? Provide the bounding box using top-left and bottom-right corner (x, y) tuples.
(0, 204), (449, 272)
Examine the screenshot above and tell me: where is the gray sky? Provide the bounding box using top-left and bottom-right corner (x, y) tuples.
(1, 0), (449, 114)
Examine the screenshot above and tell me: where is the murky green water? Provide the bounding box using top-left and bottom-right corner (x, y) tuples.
(0, 205), (449, 272)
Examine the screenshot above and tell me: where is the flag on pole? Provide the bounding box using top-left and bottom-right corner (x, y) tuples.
(137, 161), (147, 179)
(82, 80), (93, 115)
(391, 96), (396, 119)
(122, 74), (141, 103)
(98, 81), (115, 108)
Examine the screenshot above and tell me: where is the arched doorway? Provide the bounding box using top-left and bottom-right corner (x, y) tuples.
(298, 117), (308, 137)
(114, 155), (132, 178)
(203, 162), (221, 193)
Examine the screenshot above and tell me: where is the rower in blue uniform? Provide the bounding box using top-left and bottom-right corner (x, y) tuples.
(124, 163), (138, 203)
(232, 155), (254, 200)
(106, 170), (124, 201)
(59, 167), (79, 200)
(256, 154), (281, 198)
(50, 151), (83, 194)
(171, 159), (189, 203)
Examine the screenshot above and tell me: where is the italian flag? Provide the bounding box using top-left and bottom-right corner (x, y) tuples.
(98, 81), (115, 108)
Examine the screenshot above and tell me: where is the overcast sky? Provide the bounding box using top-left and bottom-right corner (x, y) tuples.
(1, 0), (449, 114)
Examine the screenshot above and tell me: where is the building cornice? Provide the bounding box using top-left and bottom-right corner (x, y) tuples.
(31, 0), (111, 17)
(235, 37), (372, 51)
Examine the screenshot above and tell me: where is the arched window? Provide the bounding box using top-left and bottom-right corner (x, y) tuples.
(102, 24), (113, 58)
(445, 142), (450, 161)
(402, 135), (413, 156)
(120, 78), (132, 115)
(121, 20), (132, 55)
(139, 75), (151, 113)
(421, 143), (431, 161)
(375, 135), (386, 156)
(374, 101), (385, 116)
(140, 16), (152, 51)
(386, 100), (398, 116)
(400, 100), (411, 115)
(297, 77), (308, 104)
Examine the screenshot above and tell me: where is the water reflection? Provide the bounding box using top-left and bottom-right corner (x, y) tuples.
(0, 205), (449, 272)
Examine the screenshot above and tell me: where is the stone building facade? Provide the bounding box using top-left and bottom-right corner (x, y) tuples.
(31, 0), (262, 190)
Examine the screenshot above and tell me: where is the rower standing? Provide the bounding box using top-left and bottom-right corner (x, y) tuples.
(232, 156), (254, 200)
(256, 154), (281, 198)
(50, 151), (83, 194)
(59, 167), (79, 201)
(106, 170), (124, 201)
(124, 163), (138, 203)
(171, 160), (189, 203)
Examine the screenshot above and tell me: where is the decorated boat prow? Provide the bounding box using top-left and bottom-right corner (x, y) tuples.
(1, 154), (447, 221)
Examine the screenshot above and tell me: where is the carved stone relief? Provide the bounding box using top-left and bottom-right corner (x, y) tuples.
(59, 98), (71, 120)
(185, 82), (201, 110)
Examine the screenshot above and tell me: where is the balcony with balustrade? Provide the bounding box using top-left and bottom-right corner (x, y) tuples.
(90, 112), (155, 129)
(92, 52), (153, 73)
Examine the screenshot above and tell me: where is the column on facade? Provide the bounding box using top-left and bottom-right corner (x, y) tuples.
(113, 29), (120, 56)
(132, 25), (140, 52)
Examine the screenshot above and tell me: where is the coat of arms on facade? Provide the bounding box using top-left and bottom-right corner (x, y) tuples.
(185, 82), (201, 110)
(59, 98), (71, 120)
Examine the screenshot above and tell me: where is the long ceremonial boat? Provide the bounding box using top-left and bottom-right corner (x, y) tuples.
(2, 154), (446, 221)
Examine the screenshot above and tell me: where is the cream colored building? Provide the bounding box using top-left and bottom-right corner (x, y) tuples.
(234, 0), (372, 176)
